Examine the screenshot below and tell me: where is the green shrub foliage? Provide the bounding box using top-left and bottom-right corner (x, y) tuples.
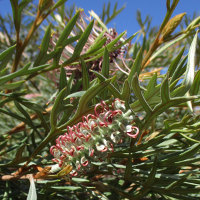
(0, 0), (200, 199)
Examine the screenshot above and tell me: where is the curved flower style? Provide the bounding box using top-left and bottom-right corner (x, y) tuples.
(50, 99), (139, 176)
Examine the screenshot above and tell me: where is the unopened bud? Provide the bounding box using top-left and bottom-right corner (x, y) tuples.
(161, 13), (186, 39)
(39, 0), (53, 12)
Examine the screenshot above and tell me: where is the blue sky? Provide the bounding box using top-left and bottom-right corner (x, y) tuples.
(0, 0), (199, 36)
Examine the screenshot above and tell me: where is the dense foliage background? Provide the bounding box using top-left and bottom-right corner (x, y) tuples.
(0, 0), (200, 199)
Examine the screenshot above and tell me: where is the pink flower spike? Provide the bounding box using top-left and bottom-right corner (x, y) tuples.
(126, 126), (139, 139)
(94, 102), (105, 117)
(81, 157), (89, 166)
(101, 146), (108, 152)
(82, 115), (88, 123)
(109, 143), (114, 152)
(89, 149), (94, 157)
(76, 122), (83, 132)
(101, 100), (109, 111)
(50, 146), (57, 156)
(103, 111), (113, 126)
(76, 146), (84, 151)
(68, 147), (75, 156)
(85, 134), (91, 142)
(86, 114), (97, 122)
(71, 171), (78, 176)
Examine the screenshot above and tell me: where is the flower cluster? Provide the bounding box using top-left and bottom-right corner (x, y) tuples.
(50, 99), (139, 176)
(48, 11), (129, 81)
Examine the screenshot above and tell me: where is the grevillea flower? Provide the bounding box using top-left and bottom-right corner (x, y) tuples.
(50, 99), (139, 176)
(48, 11), (129, 81)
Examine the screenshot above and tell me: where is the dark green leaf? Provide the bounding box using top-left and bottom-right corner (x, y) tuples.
(161, 74), (170, 103)
(71, 20), (94, 59)
(0, 44), (16, 70)
(121, 79), (131, 101)
(34, 24), (51, 66)
(0, 80), (25, 90)
(52, 0), (68, 10)
(0, 143), (26, 167)
(168, 47), (185, 77)
(132, 73), (153, 114)
(144, 73), (158, 98)
(14, 101), (39, 133)
(64, 91), (86, 100)
(161, 143), (200, 165)
(59, 67), (67, 91)
(86, 30), (106, 54)
(171, 56), (187, 83)
(0, 63), (31, 84)
(50, 87), (67, 129)
(0, 107), (27, 122)
(128, 47), (143, 84)
(92, 70), (121, 98)
(80, 58), (89, 90)
(19, 99), (45, 112)
(190, 70), (200, 95)
(56, 11), (79, 48)
(101, 47), (109, 78)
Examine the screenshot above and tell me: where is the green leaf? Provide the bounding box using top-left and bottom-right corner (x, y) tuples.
(26, 64), (49, 74)
(121, 79), (131, 101)
(171, 85), (186, 97)
(150, 33), (187, 63)
(51, 186), (81, 191)
(168, 47), (185, 77)
(132, 73), (153, 114)
(53, 12), (80, 64)
(190, 70), (200, 95)
(161, 74), (170, 104)
(52, 0), (68, 10)
(0, 143), (26, 167)
(86, 30), (106, 54)
(58, 79), (111, 129)
(89, 10), (108, 31)
(19, 99), (45, 112)
(71, 20), (94, 59)
(92, 70), (121, 98)
(14, 101), (40, 134)
(0, 63), (31, 85)
(0, 44), (16, 70)
(46, 35), (80, 65)
(59, 67), (67, 92)
(171, 56), (187, 83)
(144, 95), (198, 130)
(72, 177), (90, 183)
(56, 11), (79, 48)
(19, 0), (31, 11)
(50, 87), (67, 129)
(80, 58), (89, 90)
(0, 107), (27, 122)
(161, 143), (200, 165)
(144, 73), (157, 98)
(0, 80), (25, 90)
(74, 78), (110, 115)
(64, 91), (86, 100)
(134, 157), (157, 199)
(182, 31), (198, 91)
(95, 32), (126, 56)
(101, 47), (109, 78)
(128, 47), (143, 84)
(34, 24), (51, 66)
(10, 0), (20, 33)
